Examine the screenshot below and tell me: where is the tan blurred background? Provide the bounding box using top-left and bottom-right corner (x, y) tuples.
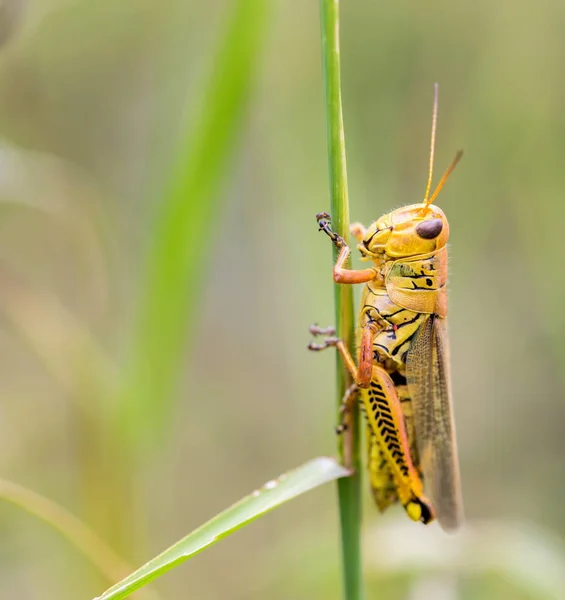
(0, 1), (564, 599)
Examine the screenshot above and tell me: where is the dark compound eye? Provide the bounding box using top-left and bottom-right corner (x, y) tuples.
(416, 218), (443, 240)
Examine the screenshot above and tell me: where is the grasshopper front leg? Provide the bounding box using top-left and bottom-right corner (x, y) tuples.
(312, 213), (380, 386)
(316, 213), (377, 284)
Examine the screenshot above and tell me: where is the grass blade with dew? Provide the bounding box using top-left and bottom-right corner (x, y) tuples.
(93, 458), (349, 600)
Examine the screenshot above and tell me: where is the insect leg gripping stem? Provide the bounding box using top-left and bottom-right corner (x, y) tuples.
(307, 328), (357, 380)
(308, 322), (375, 388)
(335, 383), (359, 434)
(316, 213), (377, 284)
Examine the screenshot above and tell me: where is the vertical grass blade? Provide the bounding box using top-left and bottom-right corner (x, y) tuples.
(319, 1), (364, 599)
(119, 0), (269, 446)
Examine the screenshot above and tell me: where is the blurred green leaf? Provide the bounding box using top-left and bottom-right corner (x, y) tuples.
(93, 457), (350, 600)
(119, 0), (269, 447)
(0, 478), (161, 600)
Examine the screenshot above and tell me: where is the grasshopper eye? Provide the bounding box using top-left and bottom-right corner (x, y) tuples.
(416, 218), (443, 240)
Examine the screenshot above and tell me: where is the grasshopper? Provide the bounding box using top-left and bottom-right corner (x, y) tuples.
(309, 85), (463, 531)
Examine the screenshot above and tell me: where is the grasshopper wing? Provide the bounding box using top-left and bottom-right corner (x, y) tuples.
(406, 315), (464, 531)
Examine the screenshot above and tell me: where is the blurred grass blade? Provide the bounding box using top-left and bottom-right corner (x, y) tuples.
(0, 264), (127, 544)
(120, 0), (269, 445)
(0, 478), (161, 600)
(94, 457), (349, 600)
(0, 144), (110, 307)
(0, 264), (115, 410)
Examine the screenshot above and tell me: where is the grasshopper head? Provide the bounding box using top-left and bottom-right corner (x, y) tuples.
(358, 204), (449, 261)
(358, 84), (461, 263)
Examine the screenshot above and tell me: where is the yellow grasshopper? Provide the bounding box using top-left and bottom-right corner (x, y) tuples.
(309, 85), (463, 531)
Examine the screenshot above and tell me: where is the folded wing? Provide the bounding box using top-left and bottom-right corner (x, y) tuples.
(406, 315), (464, 531)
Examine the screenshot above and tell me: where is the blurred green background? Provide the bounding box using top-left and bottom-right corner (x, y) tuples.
(0, 1), (565, 599)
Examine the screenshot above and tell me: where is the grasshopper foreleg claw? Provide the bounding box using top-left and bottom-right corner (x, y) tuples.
(316, 213), (346, 249)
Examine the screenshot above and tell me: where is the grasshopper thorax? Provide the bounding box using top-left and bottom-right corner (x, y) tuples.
(358, 203), (449, 262)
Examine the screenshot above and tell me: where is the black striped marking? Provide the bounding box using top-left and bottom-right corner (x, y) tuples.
(367, 386), (410, 478)
(391, 329), (419, 357)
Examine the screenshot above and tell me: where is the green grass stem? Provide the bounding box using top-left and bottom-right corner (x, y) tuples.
(319, 1), (364, 599)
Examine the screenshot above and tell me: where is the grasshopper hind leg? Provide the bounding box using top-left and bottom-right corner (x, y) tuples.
(366, 421), (398, 512)
(363, 367), (436, 525)
(406, 496), (434, 524)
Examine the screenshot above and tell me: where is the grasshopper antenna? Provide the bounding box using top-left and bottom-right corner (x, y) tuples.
(423, 83), (463, 209)
(427, 149), (464, 206)
(423, 83), (439, 206)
